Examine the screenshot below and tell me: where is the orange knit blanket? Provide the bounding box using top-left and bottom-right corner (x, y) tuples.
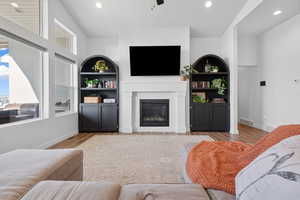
(186, 125), (300, 195)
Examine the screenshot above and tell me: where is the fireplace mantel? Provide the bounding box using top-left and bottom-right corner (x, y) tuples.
(119, 81), (188, 134)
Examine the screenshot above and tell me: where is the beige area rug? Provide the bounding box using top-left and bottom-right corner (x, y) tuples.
(76, 135), (213, 184)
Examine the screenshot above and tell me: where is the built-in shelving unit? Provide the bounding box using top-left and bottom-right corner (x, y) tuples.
(79, 55), (119, 132)
(190, 54), (230, 132)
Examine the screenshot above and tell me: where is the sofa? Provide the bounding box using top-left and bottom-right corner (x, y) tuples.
(0, 149), (83, 200)
(4, 132), (300, 200)
(0, 148), (231, 200)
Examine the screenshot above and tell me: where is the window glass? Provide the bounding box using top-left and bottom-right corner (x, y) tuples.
(0, 34), (42, 125)
(55, 57), (74, 114)
(0, 0), (41, 34)
(55, 20), (76, 54)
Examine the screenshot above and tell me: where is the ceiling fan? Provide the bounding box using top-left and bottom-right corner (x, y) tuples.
(151, 0), (165, 10)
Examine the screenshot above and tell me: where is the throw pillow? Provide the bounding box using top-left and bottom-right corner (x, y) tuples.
(236, 135), (300, 200)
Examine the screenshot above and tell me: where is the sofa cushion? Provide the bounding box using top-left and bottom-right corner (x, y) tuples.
(119, 184), (210, 200)
(207, 189), (236, 200)
(236, 135), (300, 200)
(21, 181), (121, 200)
(0, 149), (83, 200)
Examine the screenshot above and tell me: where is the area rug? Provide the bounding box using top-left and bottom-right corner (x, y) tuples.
(76, 135), (213, 184)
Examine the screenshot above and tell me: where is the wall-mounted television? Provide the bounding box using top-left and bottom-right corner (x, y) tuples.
(130, 46), (181, 76)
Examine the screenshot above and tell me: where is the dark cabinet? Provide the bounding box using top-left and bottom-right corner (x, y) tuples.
(80, 104), (99, 132)
(101, 104), (118, 131)
(191, 103), (229, 132)
(79, 103), (118, 132)
(191, 103), (211, 131)
(211, 104), (229, 131)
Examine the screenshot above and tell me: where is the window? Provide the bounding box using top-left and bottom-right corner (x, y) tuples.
(0, 34), (43, 125)
(55, 56), (75, 114)
(54, 19), (77, 54)
(0, 0), (41, 35)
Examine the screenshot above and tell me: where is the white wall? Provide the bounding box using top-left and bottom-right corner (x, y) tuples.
(258, 14), (300, 131)
(0, 0), (87, 153)
(118, 27), (190, 82)
(237, 13), (300, 132)
(190, 37), (221, 63)
(221, 0), (263, 134)
(87, 37), (119, 62)
(238, 36), (258, 66)
(238, 66), (262, 128)
(237, 35), (261, 128)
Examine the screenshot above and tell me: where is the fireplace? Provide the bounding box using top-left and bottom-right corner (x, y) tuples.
(140, 99), (169, 127)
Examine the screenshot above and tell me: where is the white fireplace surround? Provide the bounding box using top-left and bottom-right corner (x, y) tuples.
(120, 81), (188, 134)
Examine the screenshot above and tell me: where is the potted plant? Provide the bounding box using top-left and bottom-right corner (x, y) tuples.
(209, 66), (219, 73)
(85, 79), (100, 88)
(180, 65), (199, 81)
(212, 78), (227, 95)
(94, 60), (109, 73)
(192, 95), (209, 103)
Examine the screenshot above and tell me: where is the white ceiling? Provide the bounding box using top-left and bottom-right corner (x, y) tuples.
(61, 0), (247, 37)
(0, 0), (40, 34)
(238, 0), (300, 36)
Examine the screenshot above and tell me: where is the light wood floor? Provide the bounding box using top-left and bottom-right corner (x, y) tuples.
(191, 124), (268, 144)
(50, 124), (267, 149)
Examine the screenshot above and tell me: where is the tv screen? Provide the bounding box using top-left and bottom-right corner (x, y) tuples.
(130, 46), (181, 76)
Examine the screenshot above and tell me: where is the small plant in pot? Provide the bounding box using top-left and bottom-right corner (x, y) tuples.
(209, 66), (219, 73)
(212, 78), (227, 95)
(180, 65), (199, 81)
(85, 79), (100, 88)
(94, 60), (109, 73)
(192, 95), (209, 103)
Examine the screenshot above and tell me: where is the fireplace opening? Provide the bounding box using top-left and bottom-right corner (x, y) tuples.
(140, 99), (169, 127)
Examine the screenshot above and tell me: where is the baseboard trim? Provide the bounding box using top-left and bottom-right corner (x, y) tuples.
(37, 132), (78, 149)
(230, 129), (239, 135)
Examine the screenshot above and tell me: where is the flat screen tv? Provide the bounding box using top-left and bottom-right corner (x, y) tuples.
(130, 46), (181, 76)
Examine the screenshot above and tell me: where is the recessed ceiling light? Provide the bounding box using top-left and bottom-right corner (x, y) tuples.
(10, 2), (19, 8)
(273, 10), (282, 16)
(96, 2), (102, 8)
(205, 1), (213, 8)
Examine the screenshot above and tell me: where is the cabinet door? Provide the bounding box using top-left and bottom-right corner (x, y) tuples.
(101, 104), (118, 131)
(80, 104), (100, 132)
(191, 103), (211, 131)
(211, 104), (229, 131)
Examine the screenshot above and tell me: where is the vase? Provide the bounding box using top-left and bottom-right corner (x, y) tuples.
(180, 76), (188, 81)
(87, 83), (93, 88)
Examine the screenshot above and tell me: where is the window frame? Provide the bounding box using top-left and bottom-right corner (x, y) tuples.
(0, 0), (79, 128)
(0, 28), (46, 126)
(54, 19), (77, 55)
(0, 0), (42, 36)
(54, 54), (77, 116)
